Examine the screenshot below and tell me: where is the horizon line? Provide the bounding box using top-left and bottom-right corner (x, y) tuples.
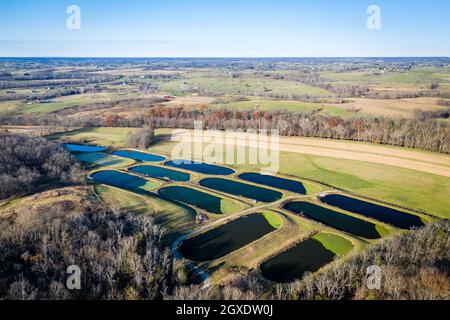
(1, 56), (449, 59)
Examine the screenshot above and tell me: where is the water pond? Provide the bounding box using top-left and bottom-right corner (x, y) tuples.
(129, 165), (190, 182)
(91, 170), (158, 192)
(64, 143), (107, 153)
(260, 237), (336, 283)
(239, 172), (306, 194)
(165, 160), (235, 175)
(320, 194), (425, 229)
(200, 178), (283, 202)
(284, 201), (383, 239)
(180, 213), (277, 261)
(158, 186), (227, 214)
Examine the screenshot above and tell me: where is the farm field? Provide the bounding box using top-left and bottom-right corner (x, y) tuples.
(320, 67), (450, 89)
(207, 97), (448, 118)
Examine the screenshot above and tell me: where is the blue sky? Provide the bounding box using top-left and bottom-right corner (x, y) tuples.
(0, 0), (449, 57)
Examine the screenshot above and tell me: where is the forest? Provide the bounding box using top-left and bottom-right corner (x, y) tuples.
(0, 199), (186, 300)
(0, 133), (81, 199)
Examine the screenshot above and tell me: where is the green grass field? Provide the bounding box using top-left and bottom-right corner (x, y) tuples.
(321, 67), (450, 89)
(263, 211), (283, 229)
(48, 127), (138, 147)
(312, 233), (354, 257)
(209, 100), (350, 116)
(19, 93), (119, 114)
(156, 71), (333, 97)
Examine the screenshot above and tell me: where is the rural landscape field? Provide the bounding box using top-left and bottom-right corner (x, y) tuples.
(0, 1), (449, 308)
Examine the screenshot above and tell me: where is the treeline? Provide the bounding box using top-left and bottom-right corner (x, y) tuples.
(126, 125), (155, 149)
(0, 72), (117, 81)
(415, 108), (450, 121)
(0, 133), (81, 199)
(0, 201), (186, 300)
(0, 87), (83, 102)
(3, 106), (449, 153)
(146, 107), (450, 153)
(170, 220), (449, 300)
(0, 74), (121, 89)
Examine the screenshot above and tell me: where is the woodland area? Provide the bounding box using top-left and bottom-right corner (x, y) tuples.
(0, 199), (186, 300)
(0, 133), (81, 199)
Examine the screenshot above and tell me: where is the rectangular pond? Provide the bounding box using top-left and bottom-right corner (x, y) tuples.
(91, 170), (158, 192)
(165, 160), (235, 175)
(200, 178), (282, 203)
(129, 165), (190, 182)
(239, 172), (306, 194)
(158, 186), (228, 214)
(112, 149), (166, 162)
(320, 194), (425, 229)
(284, 201), (383, 239)
(260, 235), (343, 283)
(63, 143), (107, 153)
(180, 213), (277, 262)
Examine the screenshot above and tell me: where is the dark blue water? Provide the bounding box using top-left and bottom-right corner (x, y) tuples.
(260, 238), (336, 283)
(239, 172), (306, 194)
(91, 170), (151, 191)
(284, 201), (382, 239)
(200, 178), (282, 202)
(165, 160), (235, 175)
(159, 186), (224, 214)
(129, 165), (190, 182)
(320, 194), (425, 229)
(112, 150), (165, 162)
(180, 213), (276, 262)
(63, 143), (107, 153)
